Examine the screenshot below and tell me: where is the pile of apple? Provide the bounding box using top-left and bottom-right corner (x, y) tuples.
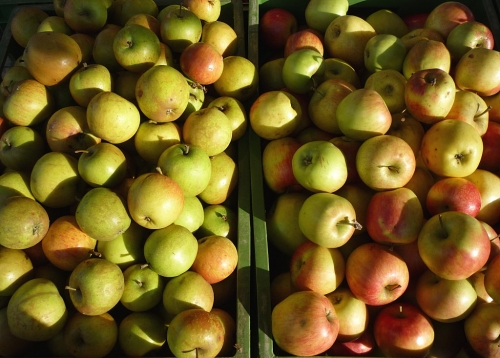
(0, 0), (257, 357)
(252, 0), (500, 356)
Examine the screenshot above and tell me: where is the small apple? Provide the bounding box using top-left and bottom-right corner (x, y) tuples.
(259, 8), (297, 50)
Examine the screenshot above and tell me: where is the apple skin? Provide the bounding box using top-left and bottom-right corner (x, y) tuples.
(329, 136), (362, 185)
(327, 328), (375, 356)
(345, 242), (409, 306)
(364, 34), (407, 73)
(420, 119), (483, 178)
(402, 39), (451, 80)
(446, 90), (489, 137)
(259, 8), (297, 50)
(403, 13), (429, 31)
(305, 0), (349, 33)
(465, 169), (500, 227)
(365, 187), (424, 246)
(180, 42), (224, 85)
(289, 240), (345, 295)
(484, 254), (500, 304)
(364, 69), (407, 115)
(282, 48), (325, 95)
(393, 238), (428, 280)
(271, 290), (339, 356)
(374, 302), (434, 357)
(415, 269), (478, 323)
(464, 301), (500, 357)
(479, 121), (500, 173)
(425, 177), (482, 217)
(424, 1), (475, 39)
(400, 28), (444, 52)
(454, 48), (500, 97)
(417, 211), (491, 281)
(284, 28), (324, 58)
(447, 21), (495, 62)
(404, 68), (456, 124)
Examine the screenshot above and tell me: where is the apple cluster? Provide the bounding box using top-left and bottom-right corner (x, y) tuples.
(0, 0), (252, 357)
(253, 0), (500, 356)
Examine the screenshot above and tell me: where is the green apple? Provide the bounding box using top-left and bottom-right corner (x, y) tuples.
(0, 247), (33, 296)
(87, 91), (141, 144)
(364, 34), (407, 73)
(282, 48), (325, 95)
(143, 224), (198, 277)
(69, 63), (113, 107)
(64, 311), (118, 358)
(0, 125), (46, 172)
(37, 15), (73, 34)
(174, 195), (205, 232)
(178, 82), (205, 122)
(336, 88), (392, 141)
(446, 90), (489, 136)
(77, 142), (127, 188)
(96, 221), (148, 270)
(7, 278), (68, 341)
(249, 90), (302, 140)
(364, 69), (407, 114)
(118, 311), (167, 357)
(196, 203), (237, 242)
(454, 47), (500, 97)
(75, 187), (131, 242)
(63, 0), (107, 34)
(157, 4), (187, 23)
(133, 120), (181, 165)
(160, 7), (202, 53)
(365, 9), (409, 38)
(322, 58), (361, 88)
(259, 58), (286, 92)
(207, 96), (248, 141)
(167, 308), (225, 358)
(299, 192), (360, 248)
(113, 24), (161, 73)
(0, 65), (33, 97)
(0, 195), (50, 249)
(66, 258), (124, 316)
(305, 0), (348, 33)
(162, 270), (214, 316)
(198, 151), (238, 205)
(127, 171), (184, 229)
(120, 263), (165, 312)
(9, 6), (49, 48)
(291, 140), (347, 193)
(135, 65), (191, 122)
(213, 55), (259, 102)
(0, 170), (34, 203)
(182, 108), (233, 157)
(201, 20), (238, 57)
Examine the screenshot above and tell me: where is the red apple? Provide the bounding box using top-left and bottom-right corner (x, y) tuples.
(484, 253), (500, 304)
(179, 42), (224, 85)
(284, 28), (324, 57)
(464, 301), (500, 357)
(393, 238), (428, 279)
(479, 121), (500, 174)
(426, 177), (482, 217)
(259, 8), (298, 50)
(345, 242), (409, 306)
(271, 290), (339, 356)
(374, 302), (434, 357)
(424, 1), (475, 39)
(327, 328), (375, 356)
(402, 13), (429, 31)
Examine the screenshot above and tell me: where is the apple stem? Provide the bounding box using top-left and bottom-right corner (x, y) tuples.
(386, 283), (402, 291)
(90, 249), (102, 258)
(438, 214), (448, 237)
(187, 78), (207, 93)
(216, 212), (227, 221)
(155, 166), (163, 175)
(140, 263), (149, 269)
(182, 144), (190, 155)
(400, 305), (402, 313)
(475, 105), (492, 118)
(134, 279), (143, 287)
(65, 286), (77, 291)
(337, 217), (363, 230)
(491, 234), (500, 242)
(2, 137), (10, 147)
(377, 165), (400, 174)
(148, 120), (158, 124)
(74, 149), (89, 154)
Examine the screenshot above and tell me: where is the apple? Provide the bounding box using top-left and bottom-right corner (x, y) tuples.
(464, 301), (500, 357)
(364, 69), (407, 115)
(113, 23), (161, 73)
(446, 90), (490, 136)
(374, 302), (434, 357)
(118, 0), (158, 25)
(77, 142), (127, 188)
(480, 121), (500, 173)
(291, 140), (348, 193)
(180, 42), (224, 85)
(133, 120), (181, 165)
(418, 211), (491, 280)
(336, 88), (392, 141)
(454, 48), (500, 97)
(327, 328), (375, 356)
(322, 57), (362, 88)
(207, 96), (248, 142)
(366, 187), (424, 246)
(1, 65), (33, 97)
(465, 169), (500, 227)
(325, 286), (369, 342)
(63, 0), (107, 34)
(160, 7), (202, 53)
(402, 39), (451, 80)
(143, 224), (198, 278)
(485, 253), (500, 304)
(118, 311), (166, 357)
(125, 13), (161, 36)
(259, 8), (297, 49)
(403, 13), (429, 31)
(483, 91), (500, 123)
(420, 119), (483, 178)
(0, 170), (35, 204)
(470, 271), (494, 305)
(364, 34), (407, 73)
(272, 290), (339, 356)
(182, 107), (233, 157)
(284, 28), (324, 58)
(416, 269), (477, 323)
(328, 136), (362, 185)
(127, 171), (184, 230)
(447, 21), (495, 62)
(92, 25), (123, 74)
(404, 68), (456, 124)
(201, 20), (238, 57)
(174, 196), (204, 232)
(249, 90), (302, 140)
(190, 235), (238, 284)
(282, 48), (325, 95)
(356, 134), (416, 191)
(162, 270), (214, 315)
(258, 58), (286, 92)
(211, 308), (237, 357)
(346, 242), (409, 306)
(335, 183), (375, 236)
(386, 112), (426, 159)
(290, 240), (345, 295)
(426, 177), (482, 217)
(270, 271), (296, 307)
(305, 0), (348, 33)
(63, 311), (118, 358)
(120, 263), (165, 312)
(400, 27), (445, 52)
(424, 1), (475, 39)
(213, 55), (259, 102)
(196, 203), (237, 242)
(366, 8), (409, 38)
(71, 33), (95, 64)
(324, 15), (376, 70)
(308, 78), (356, 135)
(69, 63), (113, 108)
(7, 278), (67, 342)
(10, 6), (49, 48)
(0, 246), (34, 297)
(167, 308), (224, 358)
(135, 65), (190, 123)
(197, 151), (238, 205)
(0, 125), (46, 172)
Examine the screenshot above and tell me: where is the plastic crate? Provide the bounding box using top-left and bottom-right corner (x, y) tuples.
(247, 0), (500, 357)
(0, 1), (251, 357)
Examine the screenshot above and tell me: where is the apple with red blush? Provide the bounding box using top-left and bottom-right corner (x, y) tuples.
(259, 8), (297, 50)
(426, 177), (482, 217)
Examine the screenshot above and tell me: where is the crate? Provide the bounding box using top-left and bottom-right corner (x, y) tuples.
(0, 1), (251, 357)
(247, 0), (500, 357)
